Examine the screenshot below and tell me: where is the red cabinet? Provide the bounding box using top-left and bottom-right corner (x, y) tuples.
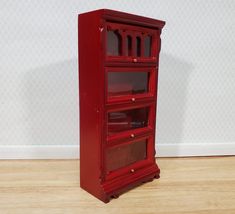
(78, 9), (165, 203)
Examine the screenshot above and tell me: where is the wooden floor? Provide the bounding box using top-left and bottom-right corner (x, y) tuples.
(0, 157), (235, 214)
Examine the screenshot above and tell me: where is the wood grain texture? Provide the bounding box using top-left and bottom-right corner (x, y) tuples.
(0, 157), (234, 214)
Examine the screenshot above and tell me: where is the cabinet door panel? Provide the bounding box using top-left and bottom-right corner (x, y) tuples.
(106, 139), (147, 172)
(105, 22), (159, 62)
(106, 67), (156, 103)
(108, 107), (149, 136)
(108, 71), (149, 96)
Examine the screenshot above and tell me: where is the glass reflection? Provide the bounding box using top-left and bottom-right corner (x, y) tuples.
(108, 107), (149, 135)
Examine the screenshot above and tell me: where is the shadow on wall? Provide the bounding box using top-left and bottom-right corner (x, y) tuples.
(22, 54), (193, 153)
(23, 59), (78, 146)
(156, 53), (194, 147)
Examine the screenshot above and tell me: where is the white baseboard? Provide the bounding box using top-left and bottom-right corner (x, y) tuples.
(0, 145), (79, 159)
(156, 142), (235, 157)
(0, 143), (234, 159)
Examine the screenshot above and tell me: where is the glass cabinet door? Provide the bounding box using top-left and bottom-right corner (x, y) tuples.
(106, 139), (147, 173)
(107, 106), (150, 136)
(108, 71), (148, 97)
(106, 22), (158, 62)
(106, 67), (155, 102)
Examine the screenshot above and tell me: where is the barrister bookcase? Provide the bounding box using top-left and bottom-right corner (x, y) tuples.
(78, 9), (165, 203)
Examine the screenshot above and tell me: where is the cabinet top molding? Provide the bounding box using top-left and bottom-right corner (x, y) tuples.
(79, 9), (165, 30)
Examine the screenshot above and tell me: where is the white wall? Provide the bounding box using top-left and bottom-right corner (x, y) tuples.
(0, 0), (235, 158)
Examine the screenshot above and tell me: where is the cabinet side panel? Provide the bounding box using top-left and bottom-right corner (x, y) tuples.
(78, 12), (104, 196)
(155, 30), (162, 156)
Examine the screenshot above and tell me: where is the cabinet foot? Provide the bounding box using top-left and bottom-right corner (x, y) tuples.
(111, 194), (119, 199)
(154, 174), (160, 179)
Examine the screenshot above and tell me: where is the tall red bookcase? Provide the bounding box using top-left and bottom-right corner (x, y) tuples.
(78, 9), (165, 203)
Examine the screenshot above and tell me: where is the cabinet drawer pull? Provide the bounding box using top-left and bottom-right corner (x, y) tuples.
(131, 97), (135, 102)
(130, 169), (135, 173)
(133, 58), (137, 62)
(130, 134), (135, 138)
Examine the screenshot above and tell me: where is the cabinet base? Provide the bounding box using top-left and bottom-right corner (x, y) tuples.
(100, 163), (160, 203)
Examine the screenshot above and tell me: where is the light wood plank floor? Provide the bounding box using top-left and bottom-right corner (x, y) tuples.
(0, 157), (235, 214)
